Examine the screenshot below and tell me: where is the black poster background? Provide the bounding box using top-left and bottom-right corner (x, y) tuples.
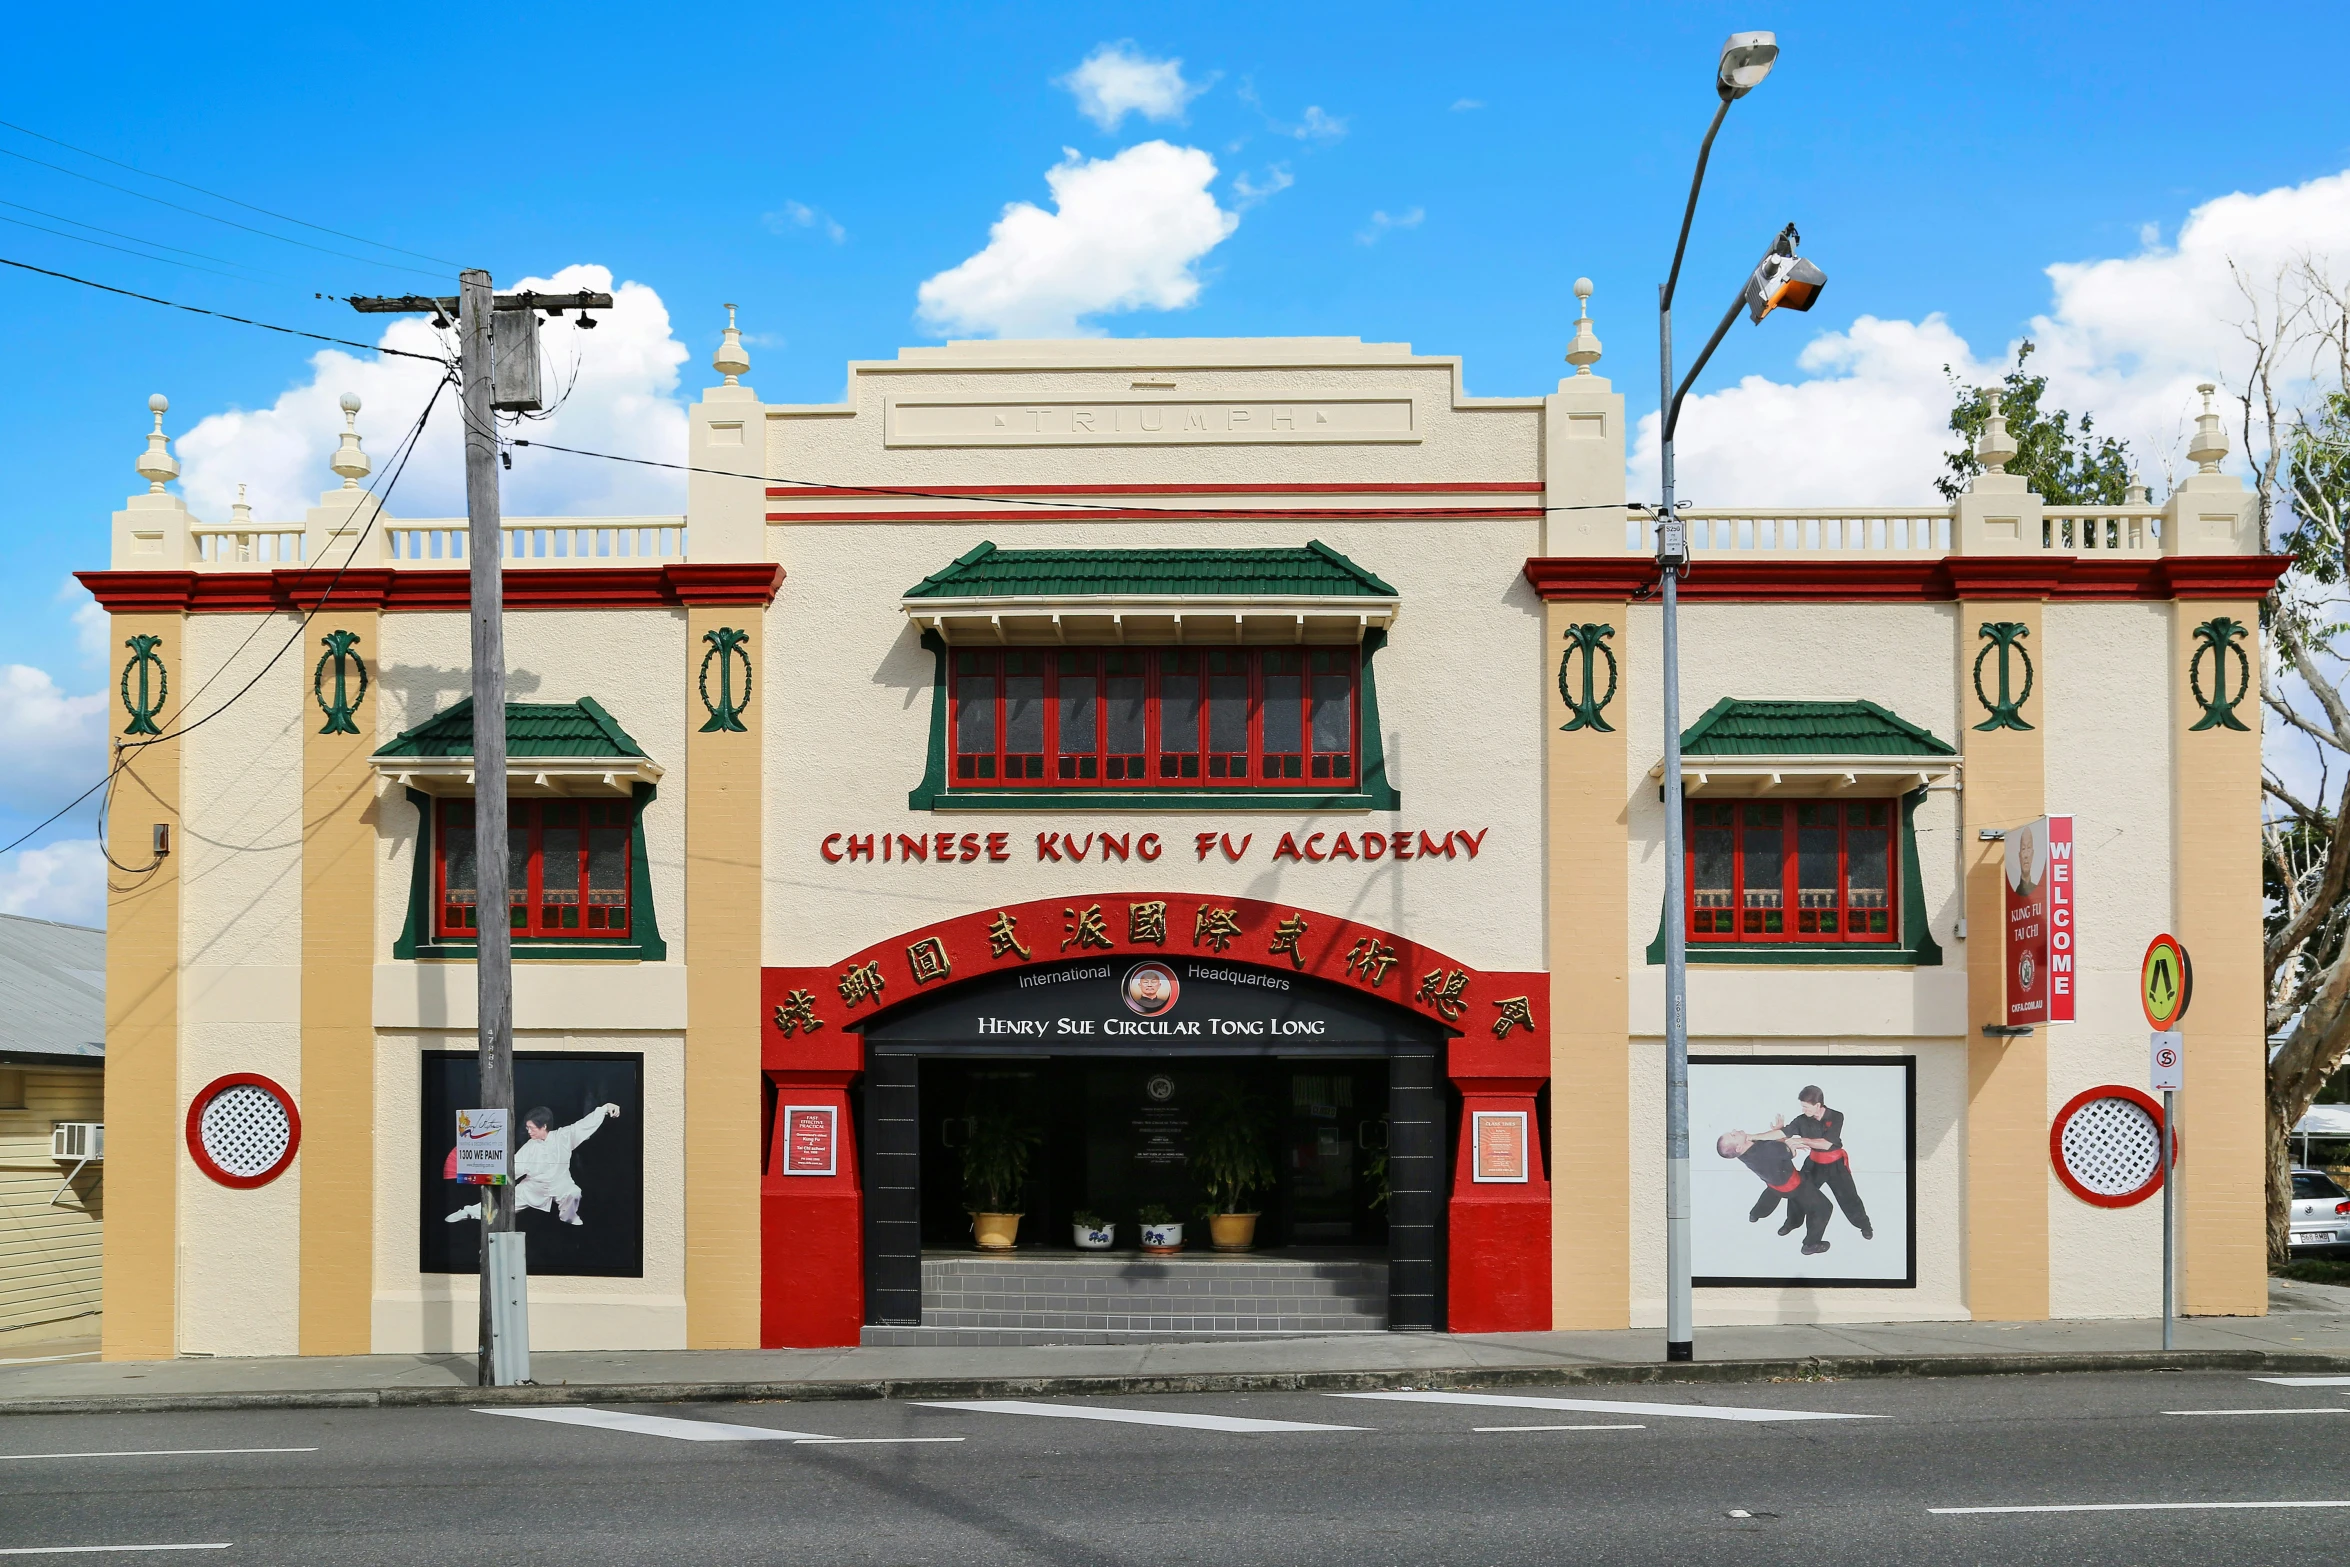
(420, 1052), (644, 1278)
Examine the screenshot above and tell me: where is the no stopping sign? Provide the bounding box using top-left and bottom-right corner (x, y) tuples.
(2051, 1084), (2175, 1208)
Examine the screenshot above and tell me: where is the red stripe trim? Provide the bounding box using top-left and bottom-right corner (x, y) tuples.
(765, 482), (1545, 498)
(771, 507), (1542, 523)
(75, 561), (785, 614)
(1523, 556), (2291, 603)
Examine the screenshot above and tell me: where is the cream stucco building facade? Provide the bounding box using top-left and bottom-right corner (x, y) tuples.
(84, 304), (2280, 1358)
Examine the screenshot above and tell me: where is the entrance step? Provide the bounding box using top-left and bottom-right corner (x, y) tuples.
(859, 1252), (1390, 1347)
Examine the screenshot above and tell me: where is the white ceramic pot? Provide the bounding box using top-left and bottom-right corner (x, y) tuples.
(1140, 1221), (1184, 1253)
(1073, 1222), (1116, 1250)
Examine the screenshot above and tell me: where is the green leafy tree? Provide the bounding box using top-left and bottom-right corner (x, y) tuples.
(1937, 341), (2134, 504)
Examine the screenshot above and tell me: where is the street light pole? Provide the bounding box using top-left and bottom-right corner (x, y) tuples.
(1655, 31), (1789, 1364)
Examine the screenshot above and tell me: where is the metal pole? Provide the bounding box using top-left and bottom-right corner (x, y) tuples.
(1658, 284), (1693, 1362)
(2161, 1088), (2175, 1352)
(460, 268), (514, 1388)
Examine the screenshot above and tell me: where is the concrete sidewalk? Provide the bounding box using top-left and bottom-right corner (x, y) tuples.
(11, 1278), (2350, 1416)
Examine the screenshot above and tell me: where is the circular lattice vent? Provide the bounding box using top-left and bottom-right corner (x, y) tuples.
(186, 1075), (301, 1188)
(2051, 1086), (2173, 1208)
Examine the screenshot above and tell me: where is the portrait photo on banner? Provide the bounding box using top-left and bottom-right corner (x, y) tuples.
(420, 1051), (645, 1278)
(1690, 1055), (1915, 1288)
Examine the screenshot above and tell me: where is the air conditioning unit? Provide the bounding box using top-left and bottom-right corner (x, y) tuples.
(52, 1123), (103, 1163)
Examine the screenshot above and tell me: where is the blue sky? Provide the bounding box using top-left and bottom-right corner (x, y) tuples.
(2, 2), (2345, 921)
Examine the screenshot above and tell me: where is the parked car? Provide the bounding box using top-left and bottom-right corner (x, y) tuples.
(2290, 1167), (2350, 1257)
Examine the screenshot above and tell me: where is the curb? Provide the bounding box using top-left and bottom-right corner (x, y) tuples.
(10, 1347), (2350, 1417)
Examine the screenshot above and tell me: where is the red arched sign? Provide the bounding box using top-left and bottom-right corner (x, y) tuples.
(2050, 1084), (2176, 1209)
(186, 1073), (302, 1189)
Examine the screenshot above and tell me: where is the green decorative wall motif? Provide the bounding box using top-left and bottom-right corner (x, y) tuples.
(312, 629), (369, 736)
(119, 634), (166, 737)
(1970, 621), (2035, 732)
(2187, 616), (2252, 732)
(697, 626), (752, 734)
(1556, 622), (1618, 733)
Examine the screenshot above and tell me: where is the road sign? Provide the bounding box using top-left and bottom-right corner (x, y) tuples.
(2141, 934), (2192, 1030)
(2150, 1031), (2185, 1091)
(455, 1107), (509, 1185)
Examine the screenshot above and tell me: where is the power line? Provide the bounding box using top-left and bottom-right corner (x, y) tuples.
(0, 144), (451, 282)
(0, 117), (462, 269)
(509, 437), (1645, 517)
(0, 255), (449, 363)
(0, 207), (273, 286)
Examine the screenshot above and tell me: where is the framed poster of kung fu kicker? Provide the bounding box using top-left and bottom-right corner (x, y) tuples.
(1689, 1055), (1916, 1289)
(421, 1051), (645, 1278)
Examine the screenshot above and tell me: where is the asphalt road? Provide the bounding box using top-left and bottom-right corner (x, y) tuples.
(4, 1370), (2348, 1564)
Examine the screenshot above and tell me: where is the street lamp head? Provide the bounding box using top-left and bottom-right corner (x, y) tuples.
(1716, 31), (1779, 100)
(1743, 224), (1826, 323)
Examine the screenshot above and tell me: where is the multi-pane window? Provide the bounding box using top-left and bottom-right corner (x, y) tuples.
(436, 798), (633, 940)
(1688, 800), (1896, 944)
(951, 647), (1358, 789)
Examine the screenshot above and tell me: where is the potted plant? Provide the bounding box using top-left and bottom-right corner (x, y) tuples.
(1192, 1086), (1277, 1251)
(1071, 1208), (1116, 1250)
(1137, 1202), (1184, 1254)
(960, 1106), (1040, 1251)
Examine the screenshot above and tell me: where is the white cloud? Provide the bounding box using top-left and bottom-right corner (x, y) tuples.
(1294, 106), (1347, 142)
(1451, 98), (1485, 112)
(916, 142), (1240, 338)
(1631, 166), (2350, 506)
(0, 840), (103, 929)
(0, 664), (105, 819)
(175, 264), (693, 524)
(60, 579), (106, 665)
(763, 200), (845, 243)
(1231, 165), (1295, 211)
(1356, 207), (1425, 246)
(1061, 42), (1206, 131)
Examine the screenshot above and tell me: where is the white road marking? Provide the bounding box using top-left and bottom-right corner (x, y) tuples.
(2162, 1408), (2350, 1416)
(2252, 1376), (2350, 1386)
(0, 1548), (231, 1556)
(796, 1438), (965, 1445)
(0, 1448), (315, 1462)
(478, 1407), (830, 1442)
(1933, 1500), (2350, 1515)
(1472, 1424), (1645, 1433)
(921, 1399), (1362, 1433)
(0, 1353), (99, 1368)
(1328, 1391), (1879, 1423)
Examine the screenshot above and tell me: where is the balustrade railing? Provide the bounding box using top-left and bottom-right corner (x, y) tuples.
(179, 516), (689, 569)
(2042, 505), (2163, 553)
(1626, 503), (2167, 558)
(190, 526), (306, 565)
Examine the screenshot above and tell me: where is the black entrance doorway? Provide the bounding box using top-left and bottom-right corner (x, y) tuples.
(857, 957), (1450, 1332)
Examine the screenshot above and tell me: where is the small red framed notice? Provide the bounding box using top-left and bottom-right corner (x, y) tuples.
(1471, 1110), (1530, 1184)
(782, 1104), (838, 1177)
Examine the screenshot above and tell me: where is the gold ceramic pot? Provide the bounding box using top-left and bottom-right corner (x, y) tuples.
(1208, 1213), (1259, 1251)
(972, 1212), (1022, 1250)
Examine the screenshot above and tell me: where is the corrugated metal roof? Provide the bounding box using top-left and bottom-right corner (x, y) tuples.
(374, 696), (647, 760)
(1680, 699), (1957, 758)
(903, 540), (1398, 599)
(0, 912), (103, 1061)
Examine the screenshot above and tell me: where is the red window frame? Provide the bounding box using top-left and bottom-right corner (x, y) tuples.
(1686, 799), (1898, 945)
(948, 646), (1360, 791)
(435, 797), (634, 941)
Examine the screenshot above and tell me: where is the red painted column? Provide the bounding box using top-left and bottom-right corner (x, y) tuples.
(761, 968), (864, 1348)
(1444, 995), (1551, 1332)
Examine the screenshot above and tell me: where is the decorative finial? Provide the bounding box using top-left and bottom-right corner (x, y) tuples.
(2125, 468), (2149, 505)
(231, 483), (251, 525)
(2187, 381), (2229, 474)
(713, 303), (750, 387)
(1564, 278), (1602, 376)
(134, 393), (179, 493)
(1975, 388), (2017, 476)
(329, 391), (371, 489)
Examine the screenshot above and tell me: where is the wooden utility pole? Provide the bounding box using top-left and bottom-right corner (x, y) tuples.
(458, 268), (512, 1388)
(351, 276), (612, 1386)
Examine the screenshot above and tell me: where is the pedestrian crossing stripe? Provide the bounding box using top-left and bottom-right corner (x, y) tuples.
(1328, 1391), (1881, 1422)
(919, 1399), (1362, 1433)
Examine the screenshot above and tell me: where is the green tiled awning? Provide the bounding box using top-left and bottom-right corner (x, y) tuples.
(903, 540), (1397, 599)
(1679, 699), (1957, 759)
(375, 696), (647, 760)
